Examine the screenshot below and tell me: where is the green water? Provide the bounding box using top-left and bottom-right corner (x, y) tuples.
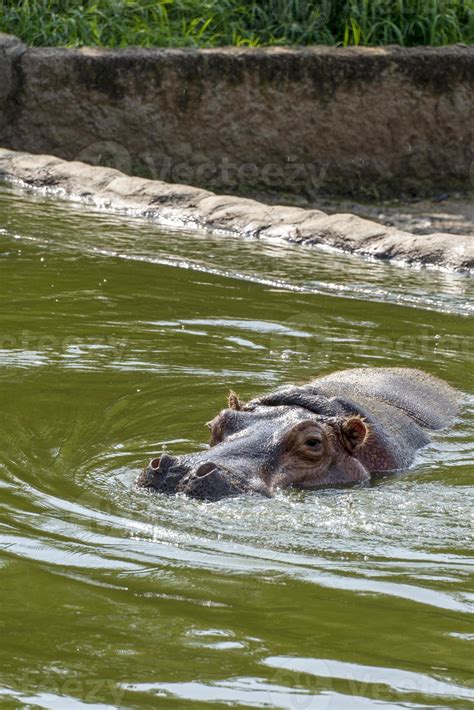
(0, 183), (473, 709)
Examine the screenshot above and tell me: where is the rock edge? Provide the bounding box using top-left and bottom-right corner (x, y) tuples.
(0, 147), (472, 272)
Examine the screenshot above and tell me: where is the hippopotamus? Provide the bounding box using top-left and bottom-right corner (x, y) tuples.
(136, 367), (459, 501)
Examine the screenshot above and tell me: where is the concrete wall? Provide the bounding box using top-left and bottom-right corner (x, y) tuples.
(0, 33), (473, 198)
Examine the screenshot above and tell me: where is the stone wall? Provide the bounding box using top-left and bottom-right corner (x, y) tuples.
(1, 148), (472, 271)
(0, 33), (473, 198)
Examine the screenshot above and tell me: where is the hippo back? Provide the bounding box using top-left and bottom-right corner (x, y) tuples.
(302, 367), (461, 473)
(246, 367), (460, 473)
(311, 367), (459, 430)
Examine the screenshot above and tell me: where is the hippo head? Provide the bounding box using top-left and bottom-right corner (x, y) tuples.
(136, 387), (372, 501)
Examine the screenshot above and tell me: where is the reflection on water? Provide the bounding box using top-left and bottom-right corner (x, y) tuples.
(0, 184), (473, 709)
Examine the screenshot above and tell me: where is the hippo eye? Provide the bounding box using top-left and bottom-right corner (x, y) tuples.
(305, 437), (322, 449)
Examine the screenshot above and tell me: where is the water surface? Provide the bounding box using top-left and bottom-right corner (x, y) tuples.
(0, 184), (473, 709)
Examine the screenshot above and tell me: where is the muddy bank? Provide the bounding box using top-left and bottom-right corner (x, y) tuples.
(0, 148), (472, 271)
(247, 189), (474, 238)
(0, 33), (473, 199)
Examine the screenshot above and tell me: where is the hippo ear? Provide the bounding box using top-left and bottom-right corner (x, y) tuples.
(340, 416), (369, 452)
(228, 390), (243, 411)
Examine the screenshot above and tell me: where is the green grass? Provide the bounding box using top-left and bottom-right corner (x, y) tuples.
(1, 0), (473, 48)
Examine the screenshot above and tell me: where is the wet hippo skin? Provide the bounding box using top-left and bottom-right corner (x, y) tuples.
(136, 367), (460, 500)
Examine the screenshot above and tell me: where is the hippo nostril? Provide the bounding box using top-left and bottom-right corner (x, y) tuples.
(149, 453), (178, 474)
(138, 453), (185, 492)
(194, 462), (219, 478)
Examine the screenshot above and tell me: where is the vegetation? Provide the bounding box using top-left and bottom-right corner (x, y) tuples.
(1, 0), (473, 48)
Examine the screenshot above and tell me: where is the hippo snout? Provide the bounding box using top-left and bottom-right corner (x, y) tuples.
(136, 453), (188, 494)
(136, 453), (271, 501)
(177, 461), (249, 500)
